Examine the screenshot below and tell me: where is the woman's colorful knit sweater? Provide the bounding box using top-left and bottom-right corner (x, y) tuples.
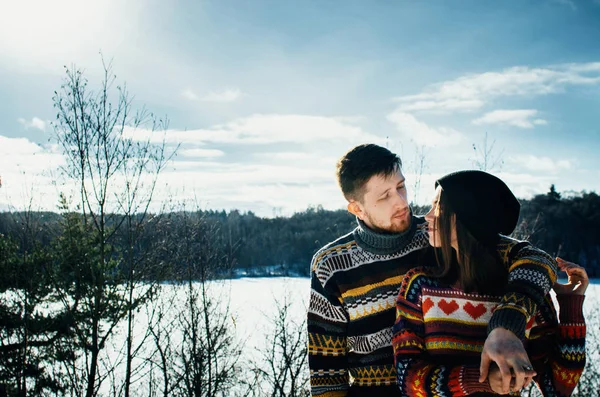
(392, 268), (586, 397)
(308, 216), (558, 397)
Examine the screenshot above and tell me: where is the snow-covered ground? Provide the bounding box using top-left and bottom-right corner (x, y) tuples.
(5, 277), (598, 395)
(99, 276), (599, 395)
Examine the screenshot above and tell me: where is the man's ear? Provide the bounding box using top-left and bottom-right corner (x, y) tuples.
(347, 201), (364, 220)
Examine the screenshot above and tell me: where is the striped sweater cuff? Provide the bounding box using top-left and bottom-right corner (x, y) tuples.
(556, 294), (585, 324)
(487, 307), (527, 340)
(450, 366), (494, 395)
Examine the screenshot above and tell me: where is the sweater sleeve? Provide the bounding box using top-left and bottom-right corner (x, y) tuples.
(392, 269), (494, 397)
(489, 237), (558, 339)
(529, 294), (586, 397)
(308, 250), (349, 397)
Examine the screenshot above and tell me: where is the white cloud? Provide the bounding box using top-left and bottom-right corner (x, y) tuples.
(0, 136), (67, 211)
(0, 136), (64, 174)
(0, 113), (381, 216)
(163, 162), (331, 187)
(181, 88), (199, 101)
(18, 117), (47, 131)
(331, 116), (368, 124)
(122, 114), (381, 146)
(181, 88), (244, 102)
(254, 152), (318, 161)
(178, 148), (225, 158)
(509, 155), (572, 173)
(201, 88), (244, 102)
(472, 109), (547, 129)
(0, 129), (594, 217)
(152, 159), (346, 216)
(393, 63), (600, 113)
(0, 135), (42, 154)
(495, 171), (558, 200)
(386, 111), (463, 147)
(413, 170), (574, 206)
(395, 98), (486, 113)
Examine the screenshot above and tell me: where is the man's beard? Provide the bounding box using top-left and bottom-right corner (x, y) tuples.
(365, 210), (411, 234)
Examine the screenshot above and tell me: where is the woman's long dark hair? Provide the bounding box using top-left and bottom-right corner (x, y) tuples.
(433, 189), (508, 295)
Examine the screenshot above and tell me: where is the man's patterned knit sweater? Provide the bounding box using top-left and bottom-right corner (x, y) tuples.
(392, 268), (586, 397)
(307, 216), (557, 397)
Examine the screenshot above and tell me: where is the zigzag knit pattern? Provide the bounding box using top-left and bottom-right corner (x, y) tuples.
(490, 238), (559, 339)
(351, 366), (397, 386)
(308, 334), (347, 356)
(313, 232), (430, 286)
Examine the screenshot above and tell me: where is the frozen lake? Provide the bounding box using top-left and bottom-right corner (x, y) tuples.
(228, 277), (600, 361)
(228, 276), (600, 346)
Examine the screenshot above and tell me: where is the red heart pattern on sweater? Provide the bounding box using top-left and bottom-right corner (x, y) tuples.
(438, 299), (459, 315)
(464, 302), (487, 320)
(422, 298), (434, 315)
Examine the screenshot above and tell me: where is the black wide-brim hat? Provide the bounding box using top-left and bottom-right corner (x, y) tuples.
(435, 170), (520, 245)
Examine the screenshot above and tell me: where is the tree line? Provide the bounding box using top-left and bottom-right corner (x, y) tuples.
(2, 187), (599, 281)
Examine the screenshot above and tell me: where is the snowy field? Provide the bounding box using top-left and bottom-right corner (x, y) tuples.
(15, 277), (596, 395)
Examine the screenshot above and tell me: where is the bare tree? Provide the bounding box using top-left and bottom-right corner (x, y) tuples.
(141, 209), (242, 397)
(410, 145), (428, 208)
(146, 282), (179, 397)
(513, 213), (543, 242)
(247, 295), (309, 397)
(174, 213), (241, 397)
(50, 56), (173, 397)
(471, 131), (504, 172)
(119, 188), (175, 397)
(386, 139), (429, 208)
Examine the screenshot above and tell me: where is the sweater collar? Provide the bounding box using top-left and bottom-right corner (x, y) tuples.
(353, 213), (417, 255)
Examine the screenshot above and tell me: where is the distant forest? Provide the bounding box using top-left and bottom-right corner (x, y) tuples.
(1, 185), (599, 279)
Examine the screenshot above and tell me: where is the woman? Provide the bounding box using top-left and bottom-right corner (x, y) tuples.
(392, 170), (587, 397)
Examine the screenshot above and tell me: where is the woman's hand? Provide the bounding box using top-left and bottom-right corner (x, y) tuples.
(487, 364), (535, 395)
(552, 257), (589, 296)
(480, 328), (536, 393)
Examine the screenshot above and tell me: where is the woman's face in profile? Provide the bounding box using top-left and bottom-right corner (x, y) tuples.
(424, 186), (457, 249)
(425, 187), (442, 247)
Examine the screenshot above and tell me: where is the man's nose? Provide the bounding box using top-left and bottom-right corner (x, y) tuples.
(392, 190), (409, 209)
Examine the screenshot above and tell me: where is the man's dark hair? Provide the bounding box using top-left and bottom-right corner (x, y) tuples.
(336, 143), (402, 202)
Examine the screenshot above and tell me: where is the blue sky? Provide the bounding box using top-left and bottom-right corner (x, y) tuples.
(1, 0), (600, 216)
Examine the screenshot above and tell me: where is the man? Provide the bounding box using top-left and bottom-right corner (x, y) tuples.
(308, 144), (557, 396)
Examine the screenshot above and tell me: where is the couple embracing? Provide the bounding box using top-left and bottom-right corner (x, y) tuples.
(308, 144), (587, 397)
